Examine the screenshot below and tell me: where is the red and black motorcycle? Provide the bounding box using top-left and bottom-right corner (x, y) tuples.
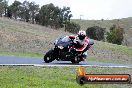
(44, 37), (87, 64)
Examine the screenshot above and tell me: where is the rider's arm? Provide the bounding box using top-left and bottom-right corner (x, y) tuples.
(87, 39), (94, 50)
(75, 39), (89, 52)
(89, 39), (94, 45)
(69, 35), (75, 41)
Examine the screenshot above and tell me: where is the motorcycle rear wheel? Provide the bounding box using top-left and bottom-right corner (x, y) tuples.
(71, 57), (80, 64)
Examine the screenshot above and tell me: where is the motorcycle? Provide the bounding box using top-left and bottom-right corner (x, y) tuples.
(43, 37), (86, 64)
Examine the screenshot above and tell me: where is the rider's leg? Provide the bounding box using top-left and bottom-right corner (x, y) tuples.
(81, 51), (88, 61)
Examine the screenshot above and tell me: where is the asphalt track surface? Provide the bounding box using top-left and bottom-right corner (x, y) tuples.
(0, 56), (132, 68)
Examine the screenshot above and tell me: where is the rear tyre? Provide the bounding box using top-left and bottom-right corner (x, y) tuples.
(44, 50), (54, 63)
(71, 57), (80, 64)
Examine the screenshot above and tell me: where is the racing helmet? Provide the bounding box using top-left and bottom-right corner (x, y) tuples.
(77, 30), (86, 40)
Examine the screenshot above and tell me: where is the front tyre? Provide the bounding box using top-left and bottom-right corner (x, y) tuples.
(44, 50), (54, 63)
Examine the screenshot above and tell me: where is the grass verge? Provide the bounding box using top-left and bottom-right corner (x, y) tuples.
(0, 52), (43, 58)
(0, 66), (131, 88)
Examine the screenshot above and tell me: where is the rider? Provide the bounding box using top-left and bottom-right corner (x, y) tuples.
(61, 30), (94, 61)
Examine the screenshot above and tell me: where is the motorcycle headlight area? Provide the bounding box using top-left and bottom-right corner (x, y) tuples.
(58, 46), (64, 49)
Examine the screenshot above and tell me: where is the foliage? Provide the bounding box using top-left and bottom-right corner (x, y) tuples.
(36, 3), (60, 27)
(106, 24), (124, 45)
(0, 0), (4, 16)
(86, 26), (105, 40)
(9, 0), (39, 23)
(29, 2), (39, 24)
(1, 1), (73, 30)
(7, 6), (12, 18)
(10, 0), (21, 19)
(35, 3), (72, 29)
(60, 7), (73, 24)
(0, 0), (8, 17)
(65, 22), (80, 33)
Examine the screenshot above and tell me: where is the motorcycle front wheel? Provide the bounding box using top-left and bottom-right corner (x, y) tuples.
(44, 50), (54, 63)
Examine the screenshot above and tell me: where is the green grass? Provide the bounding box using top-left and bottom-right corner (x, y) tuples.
(88, 41), (132, 64)
(0, 66), (131, 88)
(0, 52), (43, 58)
(87, 56), (123, 64)
(100, 42), (132, 56)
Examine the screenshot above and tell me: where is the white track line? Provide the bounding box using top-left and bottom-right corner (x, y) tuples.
(34, 64), (132, 68)
(0, 64), (34, 66)
(0, 64), (132, 68)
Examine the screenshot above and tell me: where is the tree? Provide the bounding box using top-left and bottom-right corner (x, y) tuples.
(36, 3), (60, 28)
(106, 24), (124, 45)
(65, 22), (80, 33)
(61, 7), (72, 22)
(21, 1), (30, 22)
(9, 1), (39, 23)
(35, 3), (72, 29)
(0, 0), (5, 17)
(29, 2), (39, 24)
(2, 0), (8, 17)
(10, 0), (21, 19)
(86, 26), (105, 40)
(35, 13), (40, 24)
(7, 6), (12, 18)
(0, 0), (11, 17)
(37, 3), (52, 26)
(60, 6), (72, 29)
(18, 0), (33, 22)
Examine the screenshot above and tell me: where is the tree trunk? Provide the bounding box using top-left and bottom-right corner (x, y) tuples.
(32, 12), (34, 24)
(4, 8), (7, 17)
(14, 13), (17, 19)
